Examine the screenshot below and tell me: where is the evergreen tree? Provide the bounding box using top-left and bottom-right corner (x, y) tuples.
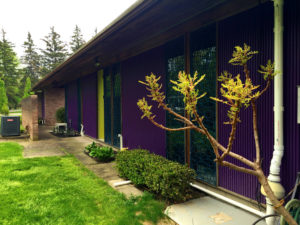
(22, 77), (32, 99)
(0, 78), (9, 115)
(21, 32), (41, 86)
(40, 27), (68, 76)
(0, 29), (21, 109)
(70, 25), (85, 53)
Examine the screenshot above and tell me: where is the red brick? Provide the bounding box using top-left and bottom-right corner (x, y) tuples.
(21, 95), (39, 141)
(43, 87), (65, 126)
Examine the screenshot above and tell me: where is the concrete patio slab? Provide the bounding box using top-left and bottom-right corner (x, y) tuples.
(165, 196), (266, 225)
(23, 142), (66, 158)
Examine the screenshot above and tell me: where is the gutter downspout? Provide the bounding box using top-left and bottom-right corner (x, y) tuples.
(262, 1), (285, 224)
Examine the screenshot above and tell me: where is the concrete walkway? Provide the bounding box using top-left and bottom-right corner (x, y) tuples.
(166, 196), (267, 225)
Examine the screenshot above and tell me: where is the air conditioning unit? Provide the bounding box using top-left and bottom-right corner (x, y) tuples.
(1, 116), (20, 137)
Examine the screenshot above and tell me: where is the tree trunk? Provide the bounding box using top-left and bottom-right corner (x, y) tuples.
(257, 169), (297, 225)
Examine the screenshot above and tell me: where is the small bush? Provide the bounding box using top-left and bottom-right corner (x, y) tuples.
(85, 142), (114, 162)
(85, 142), (97, 153)
(55, 107), (66, 123)
(116, 149), (196, 202)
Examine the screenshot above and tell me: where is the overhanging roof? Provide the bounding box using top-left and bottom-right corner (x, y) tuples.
(33, 0), (268, 90)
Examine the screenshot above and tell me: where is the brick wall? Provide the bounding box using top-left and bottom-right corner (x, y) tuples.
(38, 93), (43, 119)
(44, 87), (65, 126)
(21, 95), (38, 141)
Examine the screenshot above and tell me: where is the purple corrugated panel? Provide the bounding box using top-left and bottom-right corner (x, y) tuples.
(66, 81), (79, 131)
(121, 46), (166, 156)
(218, 3), (274, 201)
(282, 0), (300, 196)
(81, 74), (98, 138)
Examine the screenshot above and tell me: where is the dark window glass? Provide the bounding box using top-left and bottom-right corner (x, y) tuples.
(104, 68), (112, 144)
(113, 65), (121, 147)
(165, 37), (185, 165)
(190, 24), (217, 185)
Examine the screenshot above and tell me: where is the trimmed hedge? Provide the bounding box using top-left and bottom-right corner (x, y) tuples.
(116, 149), (196, 201)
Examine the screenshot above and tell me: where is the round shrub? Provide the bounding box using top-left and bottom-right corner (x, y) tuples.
(55, 107), (66, 123)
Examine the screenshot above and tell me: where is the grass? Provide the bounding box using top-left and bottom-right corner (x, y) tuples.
(0, 142), (165, 225)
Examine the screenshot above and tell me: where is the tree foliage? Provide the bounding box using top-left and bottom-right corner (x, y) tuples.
(21, 32), (41, 86)
(0, 29), (21, 108)
(138, 44), (297, 225)
(69, 25), (85, 53)
(0, 78), (9, 115)
(40, 27), (68, 76)
(22, 77), (32, 99)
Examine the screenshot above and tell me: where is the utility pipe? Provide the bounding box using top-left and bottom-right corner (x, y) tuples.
(118, 134), (123, 150)
(113, 180), (132, 187)
(190, 183), (266, 218)
(80, 124), (84, 136)
(263, 1), (285, 224)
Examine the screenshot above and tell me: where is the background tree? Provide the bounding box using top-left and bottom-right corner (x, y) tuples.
(69, 25), (85, 53)
(40, 27), (68, 76)
(0, 29), (21, 109)
(21, 32), (41, 86)
(137, 44), (297, 225)
(22, 77), (32, 99)
(0, 78), (9, 115)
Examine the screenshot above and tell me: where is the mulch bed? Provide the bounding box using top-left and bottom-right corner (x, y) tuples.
(50, 132), (81, 138)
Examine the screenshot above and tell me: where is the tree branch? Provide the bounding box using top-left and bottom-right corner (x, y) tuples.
(192, 109), (220, 158)
(220, 160), (258, 176)
(255, 77), (271, 100)
(219, 109), (239, 162)
(206, 133), (255, 168)
(148, 116), (194, 132)
(251, 100), (261, 165)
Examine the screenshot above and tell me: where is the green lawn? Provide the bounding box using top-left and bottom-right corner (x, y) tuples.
(0, 142), (165, 225)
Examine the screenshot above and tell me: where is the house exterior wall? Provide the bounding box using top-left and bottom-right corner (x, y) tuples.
(66, 81), (80, 131)
(44, 87), (65, 126)
(218, 0), (300, 200)
(81, 73), (98, 138)
(218, 2), (274, 200)
(38, 0), (300, 202)
(37, 93), (43, 119)
(121, 46), (167, 156)
(282, 0), (300, 194)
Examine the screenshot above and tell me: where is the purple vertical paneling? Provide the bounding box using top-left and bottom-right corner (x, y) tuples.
(218, 3), (274, 200)
(121, 46), (166, 156)
(81, 74), (97, 138)
(282, 0), (300, 194)
(67, 81), (79, 131)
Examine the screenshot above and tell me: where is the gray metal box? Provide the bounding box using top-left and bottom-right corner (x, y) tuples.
(1, 116), (20, 137)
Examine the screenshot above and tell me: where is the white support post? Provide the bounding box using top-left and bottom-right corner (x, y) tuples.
(264, 0), (285, 224)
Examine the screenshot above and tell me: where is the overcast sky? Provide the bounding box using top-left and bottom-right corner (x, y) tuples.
(0, 0), (137, 57)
